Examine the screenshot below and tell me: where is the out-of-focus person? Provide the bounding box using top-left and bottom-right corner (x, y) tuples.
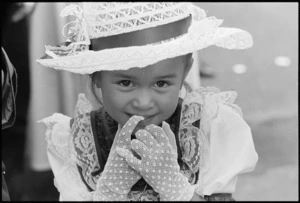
(2, 47), (18, 201)
(1, 3), (35, 200)
(2, 3), (86, 200)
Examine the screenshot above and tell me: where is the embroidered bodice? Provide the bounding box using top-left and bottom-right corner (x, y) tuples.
(40, 86), (258, 201)
(74, 98), (200, 200)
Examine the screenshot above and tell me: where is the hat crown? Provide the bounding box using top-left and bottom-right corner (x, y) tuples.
(81, 2), (193, 39)
(38, 3), (253, 74)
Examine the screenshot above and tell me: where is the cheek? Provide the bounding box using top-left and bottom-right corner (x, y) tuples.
(102, 90), (122, 109)
(156, 88), (180, 118)
(101, 87), (135, 126)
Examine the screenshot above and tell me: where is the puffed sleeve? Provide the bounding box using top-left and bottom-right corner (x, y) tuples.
(186, 87), (259, 196)
(38, 93), (96, 201)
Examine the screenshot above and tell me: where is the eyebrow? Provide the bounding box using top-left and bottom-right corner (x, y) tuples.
(112, 73), (178, 79)
(113, 73), (133, 79)
(155, 73), (178, 79)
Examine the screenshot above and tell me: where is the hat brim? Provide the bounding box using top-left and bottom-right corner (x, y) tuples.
(36, 17), (253, 74)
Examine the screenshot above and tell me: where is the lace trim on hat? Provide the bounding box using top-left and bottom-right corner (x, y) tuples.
(42, 3), (205, 59)
(83, 3), (193, 38)
(38, 15), (252, 74)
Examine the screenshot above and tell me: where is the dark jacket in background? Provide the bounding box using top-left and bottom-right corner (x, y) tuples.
(1, 47), (18, 201)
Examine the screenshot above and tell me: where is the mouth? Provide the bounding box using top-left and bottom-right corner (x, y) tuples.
(125, 113), (158, 138)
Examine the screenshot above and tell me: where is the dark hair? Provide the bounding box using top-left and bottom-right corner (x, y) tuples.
(184, 53), (193, 67)
(89, 72), (103, 106)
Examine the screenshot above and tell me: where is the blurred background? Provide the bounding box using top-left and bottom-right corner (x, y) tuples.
(196, 3), (298, 201)
(2, 2), (298, 201)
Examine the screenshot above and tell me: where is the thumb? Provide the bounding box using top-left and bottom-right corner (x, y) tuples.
(115, 147), (142, 172)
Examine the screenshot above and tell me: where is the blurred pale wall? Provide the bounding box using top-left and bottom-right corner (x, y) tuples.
(194, 3), (298, 201)
(27, 3), (87, 171)
(194, 3), (298, 122)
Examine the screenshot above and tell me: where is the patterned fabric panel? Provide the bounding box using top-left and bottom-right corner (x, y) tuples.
(89, 98), (200, 200)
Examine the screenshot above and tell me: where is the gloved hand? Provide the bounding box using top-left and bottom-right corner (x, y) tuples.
(116, 121), (195, 201)
(93, 115), (144, 201)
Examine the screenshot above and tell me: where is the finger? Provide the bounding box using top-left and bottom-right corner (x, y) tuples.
(131, 139), (150, 159)
(135, 129), (159, 149)
(145, 124), (169, 145)
(162, 121), (178, 154)
(117, 115), (144, 147)
(115, 147), (142, 173)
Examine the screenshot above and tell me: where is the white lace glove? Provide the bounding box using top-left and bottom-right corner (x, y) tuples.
(93, 116), (144, 201)
(116, 122), (195, 201)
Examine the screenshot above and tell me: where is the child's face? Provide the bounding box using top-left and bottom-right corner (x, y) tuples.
(97, 56), (190, 130)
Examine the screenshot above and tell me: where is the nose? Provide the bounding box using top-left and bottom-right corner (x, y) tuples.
(132, 89), (154, 110)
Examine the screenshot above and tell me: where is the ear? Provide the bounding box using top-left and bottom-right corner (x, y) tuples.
(91, 82), (104, 106)
(93, 73), (102, 88)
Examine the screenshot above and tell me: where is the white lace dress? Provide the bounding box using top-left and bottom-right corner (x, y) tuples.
(39, 86), (258, 201)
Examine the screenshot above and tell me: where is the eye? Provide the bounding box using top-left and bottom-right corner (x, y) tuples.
(155, 81), (169, 88)
(119, 80), (133, 87)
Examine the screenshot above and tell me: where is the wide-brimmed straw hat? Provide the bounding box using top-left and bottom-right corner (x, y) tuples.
(36, 2), (253, 74)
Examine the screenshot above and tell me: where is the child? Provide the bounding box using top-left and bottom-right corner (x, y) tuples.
(37, 3), (258, 201)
